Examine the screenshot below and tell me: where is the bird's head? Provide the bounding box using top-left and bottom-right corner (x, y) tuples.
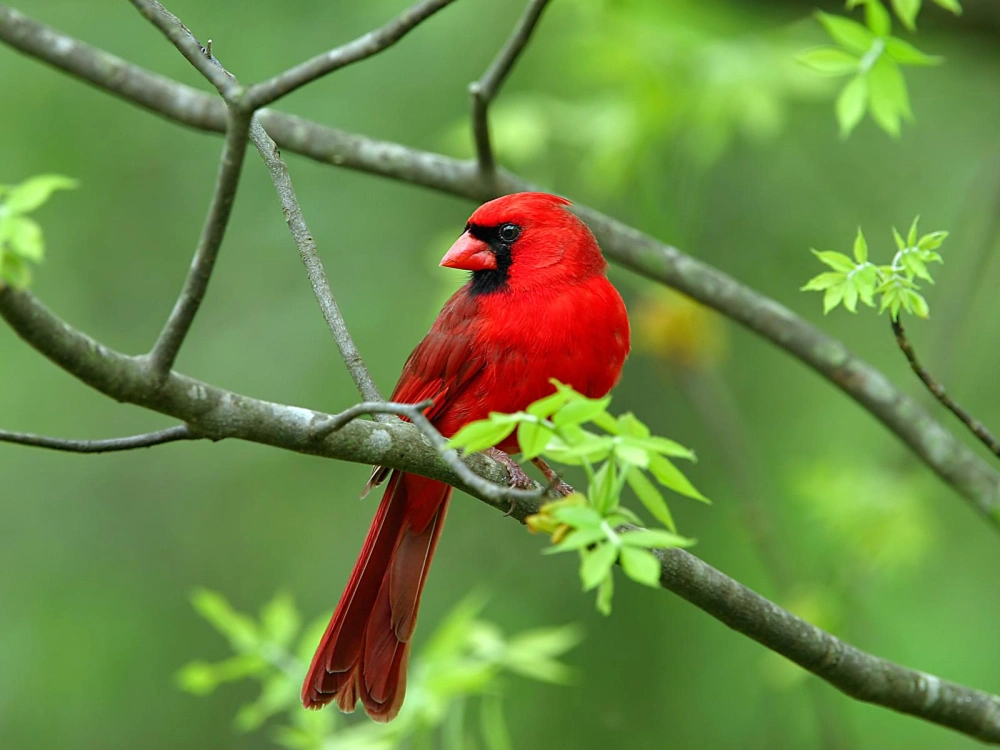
(440, 192), (606, 295)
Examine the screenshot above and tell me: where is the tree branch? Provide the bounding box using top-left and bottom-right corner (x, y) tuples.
(145, 109), (251, 379)
(246, 0), (459, 109)
(891, 316), (1000, 458)
(127, 0), (238, 100)
(127, 0), (385, 406)
(1, 5), (998, 528)
(2, 282), (998, 744)
(469, 0), (552, 178)
(0, 424), (196, 453)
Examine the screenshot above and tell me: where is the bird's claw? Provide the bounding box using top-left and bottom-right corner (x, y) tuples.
(531, 456), (575, 498)
(484, 447), (535, 490)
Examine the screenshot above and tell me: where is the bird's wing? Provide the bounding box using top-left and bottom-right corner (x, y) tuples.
(364, 287), (485, 493)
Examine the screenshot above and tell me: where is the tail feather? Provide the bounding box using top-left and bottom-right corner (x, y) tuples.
(301, 472), (451, 723)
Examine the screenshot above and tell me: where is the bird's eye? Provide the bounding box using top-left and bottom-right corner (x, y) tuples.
(498, 223), (521, 243)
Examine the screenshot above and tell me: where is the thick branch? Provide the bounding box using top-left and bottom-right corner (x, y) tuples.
(648, 537), (1000, 743)
(892, 316), (1000, 458)
(145, 109), (251, 378)
(246, 0), (459, 109)
(0, 425), (196, 453)
(1, 6), (998, 528)
(469, 0), (551, 176)
(2, 283), (999, 743)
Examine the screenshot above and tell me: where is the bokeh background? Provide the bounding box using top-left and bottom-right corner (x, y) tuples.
(3, 0), (1000, 747)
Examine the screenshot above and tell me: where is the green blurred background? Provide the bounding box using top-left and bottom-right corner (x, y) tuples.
(3, 0), (1000, 747)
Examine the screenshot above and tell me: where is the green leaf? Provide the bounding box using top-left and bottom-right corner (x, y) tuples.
(543, 525), (610, 554)
(517, 419), (554, 460)
(553, 395), (612, 428)
(810, 249), (857, 273)
(931, 0), (961, 14)
(817, 12), (875, 54)
(823, 283), (847, 314)
(891, 0), (921, 30)
(648, 454), (710, 503)
(836, 75), (868, 137)
(843, 278), (859, 313)
(447, 418), (517, 454)
(3, 174), (78, 214)
(868, 57), (910, 136)
(190, 588), (259, 652)
(551, 504), (603, 529)
(260, 592), (300, 648)
(852, 227), (868, 263)
(796, 47), (859, 76)
(544, 434), (614, 465)
(801, 271), (847, 292)
(527, 390), (570, 419)
(906, 289), (930, 318)
(892, 225), (907, 251)
(480, 694), (514, 750)
(625, 466), (677, 532)
(595, 571), (614, 616)
(864, 0), (893, 36)
(507, 624), (585, 658)
(234, 674), (297, 732)
(580, 542), (617, 591)
(590, 460), (618, 515)
(6, 217), (45, 261)
(917, 230), (948, 251)
(619, 546), (662, 587)
(630, 436), (696, 461)
(616, 412), (650, 438)
(900, 250), (933, 281)
(885, 36), (942, 66)
(614, 439), (651, 468)
(619, 528), (695, 549)
(907, 216), (920, 247)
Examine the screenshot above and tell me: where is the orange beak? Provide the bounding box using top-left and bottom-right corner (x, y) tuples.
(439, 232), (496, 271)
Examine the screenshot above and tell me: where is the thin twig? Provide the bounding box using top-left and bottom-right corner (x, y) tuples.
(892, 316), (1000, 458)
(248, 119), (385, 406)
(312, 400), (547, 504)
(145, 109), (252, 380)
(2, 285), (1000, 744)
(0, 424), (196, 453)
(246, 0), (459, 109)
(469, 0), (552, 176)
(129, 0), (386, 408)
(127, 0), (238, 100)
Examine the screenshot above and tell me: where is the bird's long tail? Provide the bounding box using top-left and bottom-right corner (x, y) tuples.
(301, 472), (451, 722)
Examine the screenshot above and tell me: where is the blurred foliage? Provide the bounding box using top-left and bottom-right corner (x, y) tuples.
(632, 289), (728, 369)
(178, 589), (582, 749)
(0, 173), (76, 288)
(4, 0), (1000, 749)
(803, 216), (947, 317)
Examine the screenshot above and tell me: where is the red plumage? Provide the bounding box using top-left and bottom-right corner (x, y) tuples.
(301, 192), (630, 721)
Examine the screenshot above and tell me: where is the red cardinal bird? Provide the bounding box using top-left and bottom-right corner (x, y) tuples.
(301, 192), (630, 721)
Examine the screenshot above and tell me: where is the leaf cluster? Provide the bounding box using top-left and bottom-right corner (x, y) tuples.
(802, 217), (946, 318)
(448, 381), (705, 615)
(0, 174), (77, 288)
(798, 0), (960, 136)
(177, 589), (582, 750)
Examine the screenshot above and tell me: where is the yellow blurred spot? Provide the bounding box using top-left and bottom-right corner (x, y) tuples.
(633, 289), (727, 368)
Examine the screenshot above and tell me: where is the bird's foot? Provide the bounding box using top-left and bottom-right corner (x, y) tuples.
(531, 457), (575, 498)
(484, 447), (535, 490)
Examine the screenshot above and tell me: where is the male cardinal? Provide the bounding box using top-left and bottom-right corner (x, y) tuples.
(301, 192), (630, 721)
